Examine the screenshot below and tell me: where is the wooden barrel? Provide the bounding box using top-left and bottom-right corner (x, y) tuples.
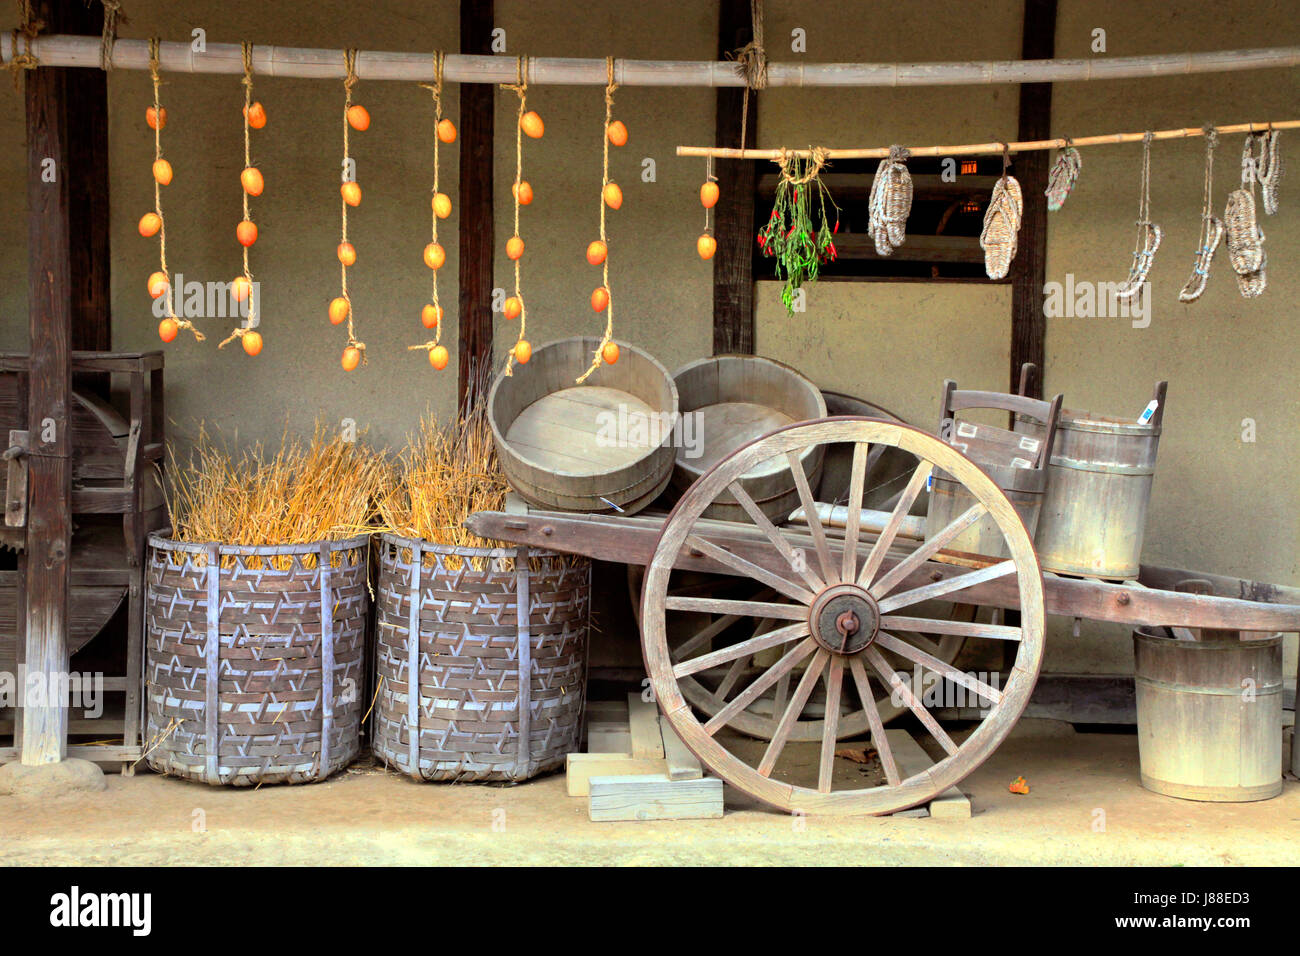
(669, 355), (826, 522)
(924, 462), (1045, 560)
(488, 337), (678, 514)
(1016, 391), (1163, 579)
(1133, 629), (1283, 802)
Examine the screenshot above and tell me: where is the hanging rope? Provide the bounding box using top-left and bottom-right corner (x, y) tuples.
(149, 37), (202, 342)
(7, 0), (41, 88)
(98, 0), (124, 71)
(220, 41), (259, 351)
(410, 50), (450, 370)
(500, 55), (530, 376)
(1178, 125), (1222, 303)
(1116, 131), (1162, 299)
(576, 57), (620, 385)
(731, 0), (766, 151)
(339, 47), (365, 367)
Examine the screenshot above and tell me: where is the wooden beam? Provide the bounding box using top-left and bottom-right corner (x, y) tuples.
(22, 0), (76, 764)
(457, 0), (494, 408)
(711, 0), (757, 355)
(1009, 0), (1056, 399)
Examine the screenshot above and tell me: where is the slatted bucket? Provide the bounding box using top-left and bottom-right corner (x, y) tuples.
(372, 533), (591, 782)
(488, 337), (678, 514)
(670, 355), (827, 522)
(1133, 628), (1283, 802)
(924, 464), (1046, 560)
(144, 533), (370, 786)
(1016, 384), (1165, 579)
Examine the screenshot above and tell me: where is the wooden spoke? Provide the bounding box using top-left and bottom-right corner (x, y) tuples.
(703, 637), (817, 735)
(673, 622), (810, 678)
(686, 534), (816, 605)
(848, 656), (900, 786)
(771, 671), (790, 726)
(727, 480), (826, 593)
(758, 649), (829, 777)
(785, 449), (835, 583)
(875, 630), (1003, 704)
(715, 654), (751, 700)
(855, 460), (934, 590)
(869, 501), (985, 598)
(840, 442), (870, 583)
(665, 595), (808, 621)
(877, 559), (1017, 614)
(883, 630), (944, 658)
(878, 614), (1022, 642)
(864, 646), (958, 756)
(818, 656), (844, 793)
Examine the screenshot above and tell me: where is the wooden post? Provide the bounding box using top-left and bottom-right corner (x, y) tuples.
(457, 0), (494, 409)
(1008, 0), (1056, 399)
(711, 0), (757, 356)
(22, 0), (78, 764)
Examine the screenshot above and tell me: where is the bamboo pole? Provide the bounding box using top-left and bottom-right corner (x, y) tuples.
(2, 33), (1300, 87)
(677, 119), (1300, 161)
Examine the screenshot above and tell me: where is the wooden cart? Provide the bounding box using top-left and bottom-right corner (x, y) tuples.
(469, 417), (1300, 815)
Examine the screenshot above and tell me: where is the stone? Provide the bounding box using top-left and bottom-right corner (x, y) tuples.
(0, 758), (107, 797)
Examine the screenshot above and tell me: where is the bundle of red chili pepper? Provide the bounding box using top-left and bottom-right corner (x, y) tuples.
(756, 155), (840, 315)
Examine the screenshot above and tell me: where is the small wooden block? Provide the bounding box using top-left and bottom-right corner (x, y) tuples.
(883, 728), (971, 819)
(586, 723), (632, 755)
(659, 715), (703, 781)
(626, 692), (665, 759)
(586, 699), (628, 721)
(588, 774), (724, 822)
(566, 753), (666, 797)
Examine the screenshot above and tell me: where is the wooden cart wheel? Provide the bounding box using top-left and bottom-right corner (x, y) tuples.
(627, 566), (971, 741)
(640, 418), (1044, 815)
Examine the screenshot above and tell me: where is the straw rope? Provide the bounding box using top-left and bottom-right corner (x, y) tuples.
(149, 38), (202, 341)
(576, 57), (619, 385)
(340, 48), (365, 364)
(219, 41), (258, 350)
(500, 55), (529, 376)
(98, 0), (124, 71)
(1116, 131), (1162, 299)
(410, 50), (447, 363)
(1178, 125), (1222, 303)
(6, 0), (39, 87)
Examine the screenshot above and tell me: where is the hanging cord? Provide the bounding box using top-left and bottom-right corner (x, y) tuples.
(500, 55), (529, 376)
(1116, 131), (1161, 298)
(7, 0), (41, 88)
(410, 50), (448, 363)
(776, 145), (830, 185)
(98, 0), (125, 71)
(1178, 124), (1222, 302)
(576, 57), (620, 385)
(220, 41), (258, 349)
(731, 0), (766, 151)
(340, 48), (365, 364)
(149, 37), (202, 341)
(703, 154), (715, 234)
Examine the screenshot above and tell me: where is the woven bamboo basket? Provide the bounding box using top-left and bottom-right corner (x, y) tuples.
(144, 533), (370, 786)
(372, 533), (591, 782)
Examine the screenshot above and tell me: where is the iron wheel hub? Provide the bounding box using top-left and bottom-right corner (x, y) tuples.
(809, 583), (880, 655)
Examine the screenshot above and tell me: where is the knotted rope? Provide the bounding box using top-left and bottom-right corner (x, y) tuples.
(500, 55), (529, 376)
(340, 48), (365, 364)
(774, 146), (830, 185)
(149, 37), (202, 341)
(410, 50), (448, 363)
(730, 0), (766, 150)
(219, 41), (258, 350)
(98, 0), (124, 71)
(7, 0), (41, 88)
(576, 57), (620, 385)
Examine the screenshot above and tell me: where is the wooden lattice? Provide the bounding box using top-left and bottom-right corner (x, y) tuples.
(372, 534), (590, 782)
(144, 534), (370, 786)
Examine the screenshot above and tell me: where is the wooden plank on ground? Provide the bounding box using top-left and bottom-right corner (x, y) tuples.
(659, 714), (703, 781)
(588, 774), (724, 822)
(627, 692), (665, 759)
(883, 728), (972, 819)
(586, 723), (632, 755)
(565, 753), (666, 797)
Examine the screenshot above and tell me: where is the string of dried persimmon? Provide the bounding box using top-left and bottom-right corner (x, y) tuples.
(335, 48), (369, 372)
(410, 51), (455, 372)
(219, 41), (266, 356)
(501, 56), (542, 375)
(143, 38), (202, 343)
(577, 57), (625, 384)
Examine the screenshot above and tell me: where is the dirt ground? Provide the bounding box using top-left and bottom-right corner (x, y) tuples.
(2, 719), (1296, 866)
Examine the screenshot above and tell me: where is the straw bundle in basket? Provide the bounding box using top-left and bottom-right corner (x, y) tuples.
(980, 174), (1023, 280)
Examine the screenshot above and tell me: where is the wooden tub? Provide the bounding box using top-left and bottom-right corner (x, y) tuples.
(669, 355), (827, 522)
(488, 337), (679, 514)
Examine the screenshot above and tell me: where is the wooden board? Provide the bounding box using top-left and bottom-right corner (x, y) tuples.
(565, 753), (666, 797)
(505, 386), (658, 476)
(883, 728), (971, 819)
(627, 692), (665, 759)
(588, 773), (724, 822)
(659, 714), (704, 781)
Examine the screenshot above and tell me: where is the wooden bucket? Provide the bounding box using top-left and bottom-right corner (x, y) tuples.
(924, 463), (1046, 560)
(1133, 628), (1283, 802)
(372, 533), (590, 782)
(669, 355), (826, 522)
(488, 337), (678, 514)
(144, 533), (370, 786)
(1016, 384), (1165, 579)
